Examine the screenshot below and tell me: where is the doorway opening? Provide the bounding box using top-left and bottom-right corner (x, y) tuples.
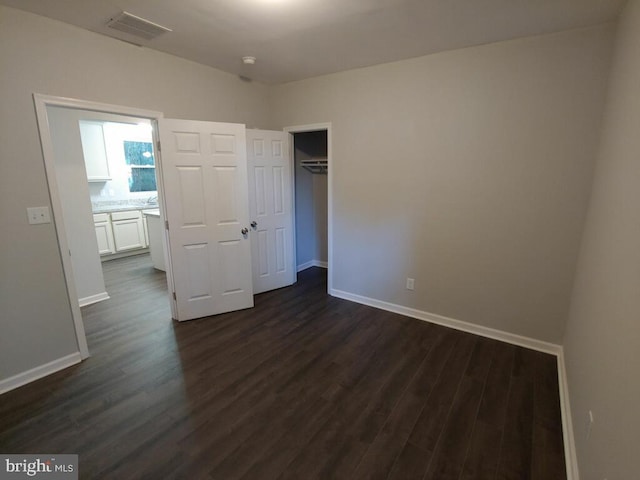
(285, 123), (333, 293)
(46, 107), (166, 295)
(34, 94), (166, 358)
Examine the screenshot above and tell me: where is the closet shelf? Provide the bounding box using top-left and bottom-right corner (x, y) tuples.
(300, 158), (327, 174)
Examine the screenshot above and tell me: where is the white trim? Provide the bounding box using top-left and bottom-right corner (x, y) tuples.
(286, 131), (298, 284)
(297, 259), (328, 272)
(34, 96), (89, 359)
(33, 94), (164, 120)
(33, 93), (164, 362)
(297, 260), (314, 272)
(330, 287), (578, 479)
(557, 349), (580, 480)
(0, 353), (82, 395)
(284, 122), (332, 134)
(151, 119), (178, 320)
(284, 123), (333, 294)
(78, 292), (110, 307)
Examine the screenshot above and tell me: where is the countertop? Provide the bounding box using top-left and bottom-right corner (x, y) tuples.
(92, 203), (159, 214)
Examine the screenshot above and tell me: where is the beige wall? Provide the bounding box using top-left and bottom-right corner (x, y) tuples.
(563, 0), (640, 478)
(271, 25), (614, 343)
(0, 6), (271, 382)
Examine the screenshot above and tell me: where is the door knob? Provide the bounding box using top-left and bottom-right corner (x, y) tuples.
(241, 227), (248, 235)
(251, 221), (257, 228)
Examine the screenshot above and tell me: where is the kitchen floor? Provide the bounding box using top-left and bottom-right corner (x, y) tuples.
(0, 254), (566, 479)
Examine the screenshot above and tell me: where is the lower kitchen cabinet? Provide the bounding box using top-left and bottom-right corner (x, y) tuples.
(93, 213), (115, 255)
(111, 210), (146, 252)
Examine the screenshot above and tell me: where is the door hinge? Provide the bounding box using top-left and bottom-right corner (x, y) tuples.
(156, 140), (161, 152)
(165, 220), (169, 230)
(172, 291), (177, 301)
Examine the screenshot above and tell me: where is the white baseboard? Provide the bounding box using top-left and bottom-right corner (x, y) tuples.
(329, 287), (577, 479)
(0, 352), (82, 394)
(330, 288), (561, 355)
(297, 260), (314, 272)
(79, 291), (110, 307)
(557, 350), (580, 480)
(297, 259), (328, 272)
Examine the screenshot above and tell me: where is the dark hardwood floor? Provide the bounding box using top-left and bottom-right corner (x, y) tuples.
(0, 254), (566, 479)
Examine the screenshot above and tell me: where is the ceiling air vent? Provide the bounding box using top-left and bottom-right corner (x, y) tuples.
(106, 12), (172, 41)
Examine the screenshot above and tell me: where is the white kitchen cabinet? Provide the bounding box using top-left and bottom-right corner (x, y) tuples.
(79, 121), (111, 182)
(93, 213), (115, 255)
(111, 210), (146, 252)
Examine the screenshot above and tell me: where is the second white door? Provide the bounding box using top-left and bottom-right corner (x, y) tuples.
(247, 129), (295, 294)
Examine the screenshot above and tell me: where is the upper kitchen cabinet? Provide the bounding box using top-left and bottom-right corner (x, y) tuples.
(79, 120), (111, 182)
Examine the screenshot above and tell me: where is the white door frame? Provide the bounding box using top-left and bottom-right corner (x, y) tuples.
(283, 123), (333, 293)
(33, 93), (164, 359)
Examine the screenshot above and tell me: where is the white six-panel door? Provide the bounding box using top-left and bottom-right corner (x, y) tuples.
(247, 129), (295, 294)
(159, 119), (254, 321)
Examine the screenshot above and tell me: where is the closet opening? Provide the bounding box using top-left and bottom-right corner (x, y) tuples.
(292, 130), (328, 278)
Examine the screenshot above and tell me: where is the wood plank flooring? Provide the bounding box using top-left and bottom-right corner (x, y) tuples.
(0, 254), (566, 479)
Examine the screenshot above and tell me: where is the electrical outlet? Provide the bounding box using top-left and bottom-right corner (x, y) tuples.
(406, 278), (415, 290)
(586, 410), (594, 440)
(27, 206), (51, 225)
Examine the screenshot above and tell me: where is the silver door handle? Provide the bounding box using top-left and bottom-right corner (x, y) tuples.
(241, 228), (248, 235)
(251, 221), (257, 228)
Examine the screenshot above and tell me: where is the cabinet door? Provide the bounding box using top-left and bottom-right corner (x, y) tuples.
(112, 218), (145, 251)
(79, 121), (111, 181)
(95, 221), (115, 255)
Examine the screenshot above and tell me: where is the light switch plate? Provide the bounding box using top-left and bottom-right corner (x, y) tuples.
(27, 206), (51, 225)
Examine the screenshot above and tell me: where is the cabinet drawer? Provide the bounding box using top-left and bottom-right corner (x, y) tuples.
(93, 213), (110, 223)
(111, 210), (142, 221)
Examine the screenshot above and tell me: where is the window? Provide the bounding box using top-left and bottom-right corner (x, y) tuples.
(124, 141), (156, 192)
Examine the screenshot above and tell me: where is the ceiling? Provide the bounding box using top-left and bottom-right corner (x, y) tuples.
(1, 0), (626, 84)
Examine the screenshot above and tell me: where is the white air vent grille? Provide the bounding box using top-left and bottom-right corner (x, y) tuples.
(106, 12), (171, 41)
